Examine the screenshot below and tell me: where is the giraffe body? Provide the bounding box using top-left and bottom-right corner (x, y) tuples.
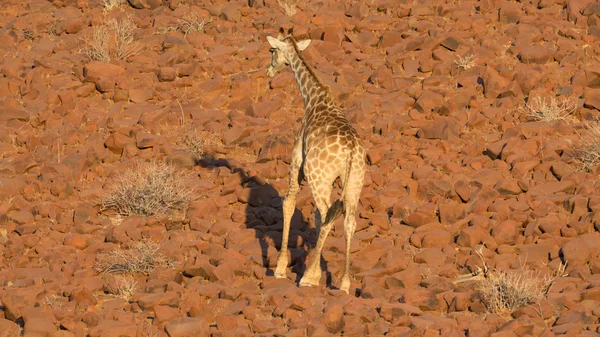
(266, 33), (366, 294)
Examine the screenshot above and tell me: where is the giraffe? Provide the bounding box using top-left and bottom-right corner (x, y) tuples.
(265, 30), (366, 294)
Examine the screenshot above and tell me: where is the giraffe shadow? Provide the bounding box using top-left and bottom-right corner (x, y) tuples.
(197, 154), (333, 287)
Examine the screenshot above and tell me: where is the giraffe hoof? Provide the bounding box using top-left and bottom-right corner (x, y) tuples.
(299, 277), (319, 288)
(274, 271), (287, 279)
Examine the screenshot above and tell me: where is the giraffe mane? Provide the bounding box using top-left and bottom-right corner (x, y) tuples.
(286, 36), (334, 101)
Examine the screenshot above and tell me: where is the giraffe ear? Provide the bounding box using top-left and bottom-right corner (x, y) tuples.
(266, 35), (285, 49)
(296, 39), (312, 51)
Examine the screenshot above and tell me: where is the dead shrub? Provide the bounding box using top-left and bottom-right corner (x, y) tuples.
(277, 0), (299, 16)
(574, 122), (600, 172)
(454, 54), (477, 70)
(95, 239), (174, 275)
(103, 0), (125, 12)
(80, 16), (140, 62)
(102, 161), (191, 216)
(478, 269), (548, 313)
(155, 12), (211, 36)
(522, 96), (577, 122)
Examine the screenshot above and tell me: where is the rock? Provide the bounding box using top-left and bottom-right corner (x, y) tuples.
(421, 229), (452, 248)
(402, 289), (440, 311)
(24, 317), (57, 337)
(83, 62), (125, 83)
(413, 90), (445, 114)
(560, 238), (590, 265)
(482, 66), (509, 99)
(490, 220), (520, 245)
(0, 318), (21, 336)
(165, 317), (210, 336)
(63, 233), (90, 250)
(321, 304), (344, 333)
(518, 45), (554, 64)
(416, 117), (462, 140)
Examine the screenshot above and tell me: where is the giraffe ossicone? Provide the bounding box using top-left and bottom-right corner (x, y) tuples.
(265, 31), (367, 294)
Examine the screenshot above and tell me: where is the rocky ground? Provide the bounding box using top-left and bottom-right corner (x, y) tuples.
(1, 0), (600, 336)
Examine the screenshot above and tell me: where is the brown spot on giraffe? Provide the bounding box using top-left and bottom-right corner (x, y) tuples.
(265, 31), (367, 294)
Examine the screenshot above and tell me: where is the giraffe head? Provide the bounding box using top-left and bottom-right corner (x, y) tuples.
(265, 33), (311, 78)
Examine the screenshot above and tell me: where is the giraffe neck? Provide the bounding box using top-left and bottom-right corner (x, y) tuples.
(288, 50), (332, 112)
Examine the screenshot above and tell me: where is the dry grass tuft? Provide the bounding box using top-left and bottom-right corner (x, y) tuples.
(522, 96), (577, 122)
(277, 0), (299, 16)
(180, 131), (221, 162)
(478, 262), (566, 314)
(454, 54), (477, 70)
(80, 16), (140, 62)
(95, 239), (174, 275)
(155, 12), (211, 36)
(574, 122), (600, 172)
(478, 269), (547, 313)
(102, 0), (125, 12)
(102, 161), (191, 216)
(113, 276), (137, 301)
(177, 12), (211, 36)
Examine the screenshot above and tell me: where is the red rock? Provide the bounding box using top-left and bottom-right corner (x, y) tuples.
(414, 90), (445, 114)
(402, 289), (440, 311)
(8, 209), (33, 225)
(24, 317), (57, 337)
(83, 61), (125, 83)
(499, 2), (522, 23)
(0, 318), (21, 336)
(490, 220), (520, 245)
(321, 304), (344, 333)
(137, 292), (180, 310)
(159, 67), (177, 82)
(70, 286), (97, 308)
(482, 66), (509, 99)
(421, 229), (452, 248)
(63, 234), (90, 250)
(165, 317), (210, 336)
(154, 305), (179, 324)
(416, 117), (462, 140)
(560, 238), (590, 265)
(104, 132), (132, 155)
(379, 303), (422, 322)
(519, 45), (554, 64)
(457, 226), (484, 247)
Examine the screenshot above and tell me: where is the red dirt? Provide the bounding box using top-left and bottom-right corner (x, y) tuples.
(1, 0), (600, 336)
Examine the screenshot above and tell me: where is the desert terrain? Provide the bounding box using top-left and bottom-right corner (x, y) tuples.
(1, 0), (600, 336)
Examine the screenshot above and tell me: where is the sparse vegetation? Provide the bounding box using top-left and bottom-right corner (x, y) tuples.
(454, 54), (477, 70)
(522, 96), (577, 122)
(177, 12), (210, 36)
(156, 12), (211, 36)
(102, 160), (191, 216)
(478, 269), (549, 314)
(46, 19), (62, 36)
(113, 276), (137, 301)
(102, 0), (125, 12)
(95, 239), (175, 275)
(180, 131), (221, 162)
(277, 0), (299, 16)
(80, 16), (140, 62)
(574, 122), (600, 172)
(22, 28), (36, 41)
(454, 245), (566, 314)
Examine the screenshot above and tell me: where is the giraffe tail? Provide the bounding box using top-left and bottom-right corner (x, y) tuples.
(323, 199), (344, 226)
(322, 145), (355, 226)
